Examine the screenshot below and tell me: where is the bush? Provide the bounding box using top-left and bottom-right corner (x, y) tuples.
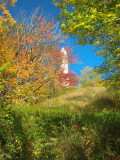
(0, 102), (120, 159)
(0, 102), (31, 160)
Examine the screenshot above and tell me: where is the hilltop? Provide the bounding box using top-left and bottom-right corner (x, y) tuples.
(38, 86), (115, 111)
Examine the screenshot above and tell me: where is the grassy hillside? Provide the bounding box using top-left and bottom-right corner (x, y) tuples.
(36, 86), (117, 111)
(0, 87), (120, 160)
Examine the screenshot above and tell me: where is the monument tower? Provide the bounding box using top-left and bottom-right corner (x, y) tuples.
(61, 47), (69, 86)
(61, 47), (69, 74)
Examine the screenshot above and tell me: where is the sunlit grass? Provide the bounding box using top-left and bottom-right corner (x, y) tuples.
(34, 86), (107, 111)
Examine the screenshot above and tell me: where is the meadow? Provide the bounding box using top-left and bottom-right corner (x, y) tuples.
(0, 87), (120, 160)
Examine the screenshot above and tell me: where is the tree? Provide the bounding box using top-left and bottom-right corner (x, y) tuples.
(0, 0), (17, 67)
(59, 72), (79, 87)
(0, 0), (18, 102)
(79, 66), (103, 87)
(4, 10), (77, 104)
(53, 0), (120, 88)
(0, 4), (78, 104)
(0, 0), (17, 28)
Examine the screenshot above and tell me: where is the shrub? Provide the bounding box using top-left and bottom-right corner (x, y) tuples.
(0, 99), (119, 159)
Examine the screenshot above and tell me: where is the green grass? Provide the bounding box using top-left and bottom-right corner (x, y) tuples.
(0, 87), (120, 160)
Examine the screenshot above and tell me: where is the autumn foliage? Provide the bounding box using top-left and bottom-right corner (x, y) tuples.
(0, 5), (78, 104)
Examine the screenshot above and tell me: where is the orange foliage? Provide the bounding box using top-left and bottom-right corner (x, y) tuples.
(0, 8), (78, 103)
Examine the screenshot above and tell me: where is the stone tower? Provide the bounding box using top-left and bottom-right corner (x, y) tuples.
(61, 47), (69, 86)
(61, 47), (69, 74)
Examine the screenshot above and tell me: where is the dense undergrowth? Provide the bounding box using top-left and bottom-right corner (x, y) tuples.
(0, 87), (120, 160)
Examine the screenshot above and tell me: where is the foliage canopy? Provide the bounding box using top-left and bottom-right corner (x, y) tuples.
(79, 66), (103, 87)
(54, 0), (120, 88)
(0, 2), (78, 104)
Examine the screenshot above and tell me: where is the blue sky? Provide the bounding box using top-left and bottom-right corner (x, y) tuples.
(9, 0), (103, 75)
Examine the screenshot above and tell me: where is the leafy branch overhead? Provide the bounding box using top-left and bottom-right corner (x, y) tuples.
(53, 0), (120, 88)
